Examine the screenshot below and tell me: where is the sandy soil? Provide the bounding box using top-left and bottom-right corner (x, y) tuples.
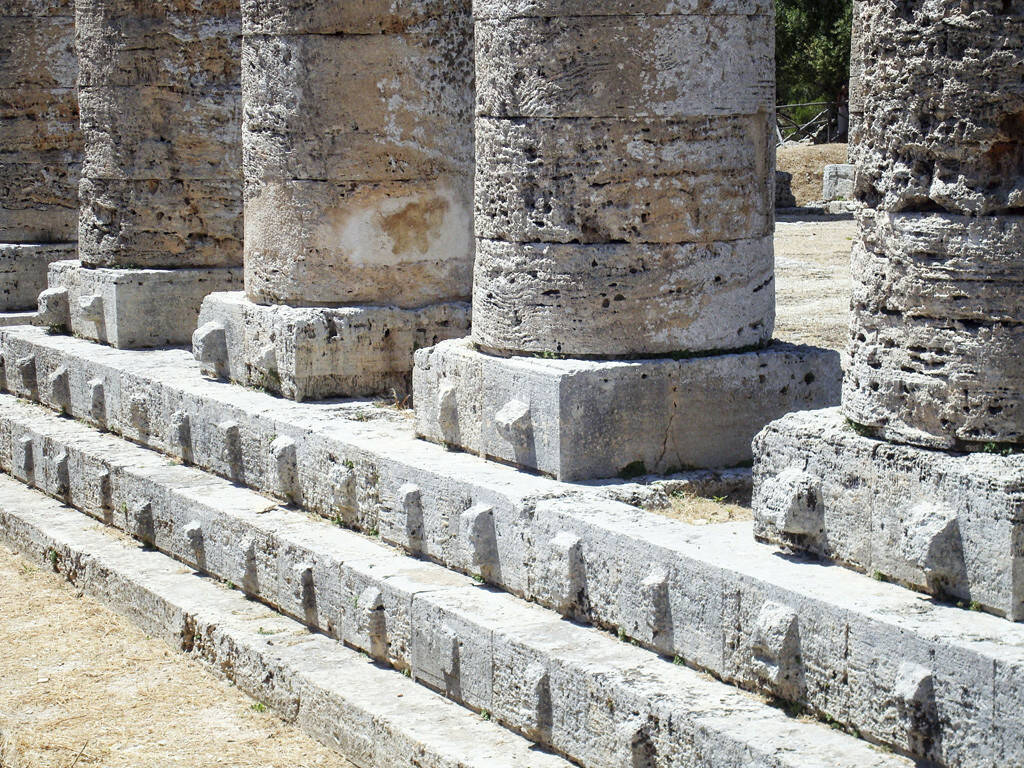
(0, 543), (354, 768)
(774, 214), (857, 352)
(777, 143), (850, 206)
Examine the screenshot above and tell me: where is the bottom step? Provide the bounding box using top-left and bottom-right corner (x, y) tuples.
(0, 474), (569, 768)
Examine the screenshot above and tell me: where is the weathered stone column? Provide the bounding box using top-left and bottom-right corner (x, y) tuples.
(193, 0), (473, 401)
(754, 1), (1024, 622)
(41, 0), (244, 348)
(0, 0), (79, 320)
(413, 0), (842, 481)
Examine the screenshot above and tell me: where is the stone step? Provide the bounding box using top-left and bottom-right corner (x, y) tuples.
(1, 326), (1022, 767)
(0, 475), (571, 768)
(0, 394), (909, 768)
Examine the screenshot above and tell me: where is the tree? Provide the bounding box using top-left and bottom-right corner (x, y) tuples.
(776, 0), (853, 107)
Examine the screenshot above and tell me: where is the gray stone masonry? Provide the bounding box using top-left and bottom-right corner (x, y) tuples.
(0, 396), (914, 768)
(822, 164), (856, 202)
(754, 408), (1024, 621)
(3, 326), (1024, 765)
(414, 338), (840, 481)
(755, 2), (1024, 625)
(41, 260), (242, 349)
(195, 291), (469, 401)
(0, 243), (73, 312)
(412, 0), (805, 480)
(197, 0), (475, 400)
(0, 476), (573, 768)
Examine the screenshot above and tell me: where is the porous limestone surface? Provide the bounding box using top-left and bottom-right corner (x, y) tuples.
(0, 3), (79, 242)
(414, 338), (840, 481)
(241, 2), (473, 309)
(0, 400), (912, 768)
(195, 291), (470, 401)
(753, 407), (1024, 622)
(471, 237), (775, 358)
(475, 115), (772, 246)
(475, 14), (773, 120)
(844, 211), (1024, 449)
(46, 261), (243, 349)
(0, 311), (40, 328)
(0, 477), (573, 768)
(851, 1), (1024, 214)
(74, 0), (242, 270)
(2, 328), (1023, 766)
(473, 0), (771, 17)
(0, 242), (74, 311)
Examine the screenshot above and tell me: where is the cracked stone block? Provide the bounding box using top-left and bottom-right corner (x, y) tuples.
(850, 1), (1024, 215)
(196, 291), (470, 401)
(0, 243), (75, 312)
(415, 338), (841, 481)
(49, 260), (243, 349)
(844, 210), (1024, 449)
(753, 408), (1024, 621)
(822, 164), (856, 202)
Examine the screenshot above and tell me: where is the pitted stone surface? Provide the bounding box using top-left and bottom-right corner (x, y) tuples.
(468, 1), (774, 358)
(475, 114), (772, 245)
(414, 338), (839, 480)
(852, 1), (1024, 214)
(0, 243), (74, 312)
(472, 238), (774, 358)
(49, 260), (243, 349)
(196, 291), (470, 401)
(475, 14), (773, 120)
(4, 326), (1024, 766)
(0, 1), (79, 242)
(240, 1), (473, 310)
(753, 408), (1024, 622)
(74, 0), (242, 270)
(844, 210), (1024, 448)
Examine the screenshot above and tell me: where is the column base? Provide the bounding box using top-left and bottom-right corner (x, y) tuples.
(42, 260), (242, 349)
(753, 408), (1024, 621)
(194, 291), (471, 402)
(0, 242), (75, 312)
(413, 338), (841, 482)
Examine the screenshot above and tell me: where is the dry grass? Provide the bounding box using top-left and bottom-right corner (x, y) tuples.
(657, 493), (753, 526)
(0, 543), (354, 768)
(777, 143), (849, 206)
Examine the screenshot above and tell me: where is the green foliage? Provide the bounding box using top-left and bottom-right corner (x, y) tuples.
(776, 0), (853, 108)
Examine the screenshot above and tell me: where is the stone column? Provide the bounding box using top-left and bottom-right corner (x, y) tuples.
(0, 0), (79, 321)
(413, 0), (842, 481)
(847, 0), (865, 157)
(193, 0), (474, 401)
(40, 0), (244, 348)
(753, 1), (1024, 621)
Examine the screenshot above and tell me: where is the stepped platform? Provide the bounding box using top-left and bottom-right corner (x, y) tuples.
(0, 325), (1022, 766)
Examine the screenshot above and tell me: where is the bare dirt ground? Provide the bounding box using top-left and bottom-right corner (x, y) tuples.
(774, 214), (857, 352)
(777, 143), (849, 205)
(0, 542), (353, 768)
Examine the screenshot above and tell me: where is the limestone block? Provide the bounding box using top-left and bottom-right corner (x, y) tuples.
(0, 88), (80, 156)
(844, 211), (1024, 448)
(471, 236), (774, 357)
(473, 0), (771, 18)
(852, 2), (1024, 214)
(0, 155), (79, 242)
(0, 0), (73, 15)
(0, 15), (77, 89)
(822, 164), (856, 202)
(753, 408), (1024, 621)
(241, 0), (469, 35)
(0, 242), (74, 311)
(414, 338), (841, 481)
(243, 178), (472, 308)
(79, 86), (241, 181)
(475, 14), (773, 119)
(75, 0), (240, 90)
(78, 177), (242, 269)
(49, 260), (243, 349)
(475, 114), (772, 245)
(196, 291), (471, 401)
(242, 33), (472, 183)
(775, 170), (797, 209)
